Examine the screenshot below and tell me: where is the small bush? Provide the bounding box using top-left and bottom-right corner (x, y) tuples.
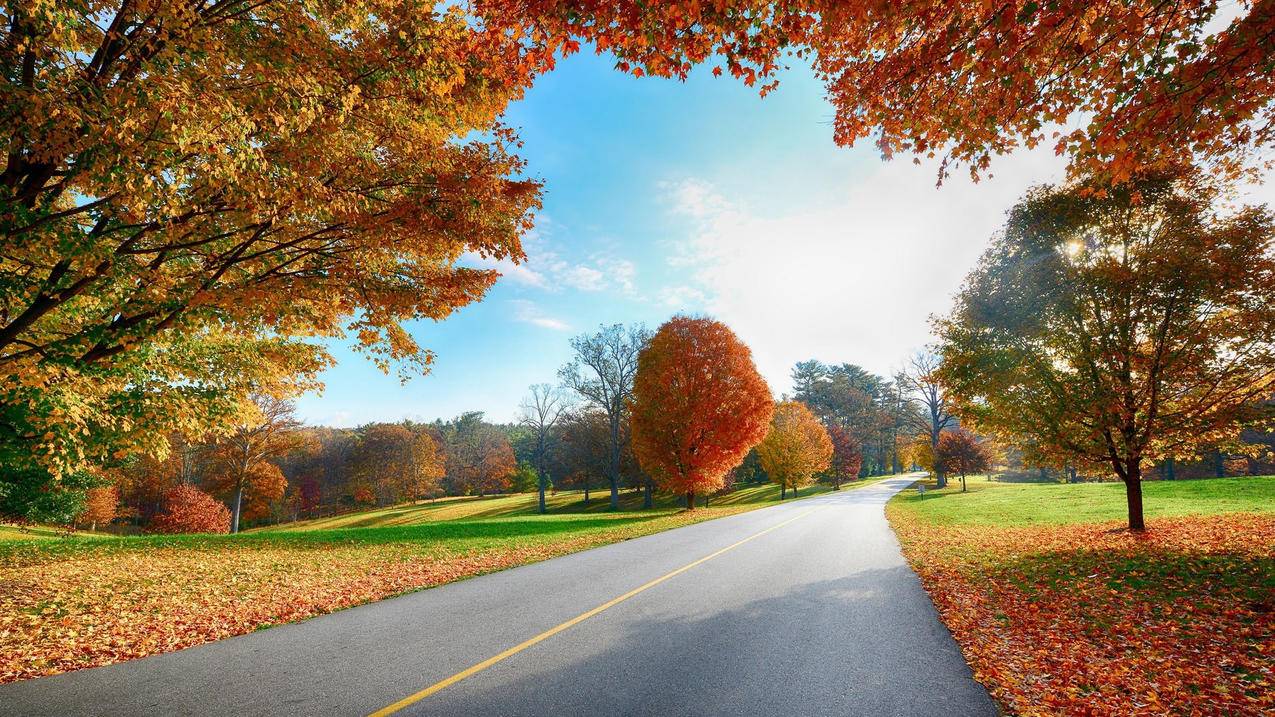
(151, 485), (230, 534)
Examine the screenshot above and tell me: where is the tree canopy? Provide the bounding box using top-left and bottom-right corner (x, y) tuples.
(630, 316), (773, 508)
(936, 168), (1275, 529)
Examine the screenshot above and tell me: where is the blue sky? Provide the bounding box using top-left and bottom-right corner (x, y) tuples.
(294, 49), (1078, 427)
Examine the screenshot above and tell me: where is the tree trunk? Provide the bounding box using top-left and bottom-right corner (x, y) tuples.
(583, 481), (590, 505)
(537, 467), (547, 515)
(781, 484), (787, 499)
(705, 493), (710, 507)
(608, 415), (621, 511)
(231, 481), (244, 534)
(643, 478), (653, 509)
(1214, 451), (1225, 478)
(685, 490), (694, 511)
(1165, 456), (1175, 481)
(1124, 460), (1146, 532)
(792, 485), (798, 497)
(960, 472), (966, 492)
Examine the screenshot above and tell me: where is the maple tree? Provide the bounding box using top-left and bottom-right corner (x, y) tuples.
(481, 0), (1275, 183)
(825, 424), (862, 490)
(935, 168), (1275, 530)
(560, 323), (651, 510)
(629, 316), (773, 509)
(935, 429), (990, 492)
(757, 401), (833, 499)
(150, 484), (230, 534)
(76, 484), (118, 531)
(206, 395), (304, 532)
(0, 1), (542, 508)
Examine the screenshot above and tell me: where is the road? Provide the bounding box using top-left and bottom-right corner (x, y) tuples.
(0, 475), (996, 716)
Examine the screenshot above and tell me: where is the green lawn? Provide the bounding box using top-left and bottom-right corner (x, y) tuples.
(892, 475), (1275, 526)
(255, 479), (850, 532)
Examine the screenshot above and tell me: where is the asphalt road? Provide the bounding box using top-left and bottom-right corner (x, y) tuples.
(0, 475), (997, 717)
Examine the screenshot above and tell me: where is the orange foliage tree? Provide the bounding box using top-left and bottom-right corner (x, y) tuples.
(757, 401), (833, 499)
(206, 396), (305, 532)
(825, 424), (862, 490)
(480, 0), (1275, 183)
(150, 485), (230, 534)
(76, 484), (118, 532)
(629, 316), (773, 509)
(1, 1), (541, 493)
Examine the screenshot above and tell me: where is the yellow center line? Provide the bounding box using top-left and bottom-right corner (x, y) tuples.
(367, 505), (825, 717)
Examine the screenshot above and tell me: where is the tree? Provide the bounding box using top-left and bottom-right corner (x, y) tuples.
(900, 352), (956, 488)
(825, 424), (862, 490)
(757, 401), (833, 499)
(482, 1), (1275, 183)
(631, 316), (773, 509)
(935, 430), (991, 492)
(1, 2), (541, 502)
(151, 485), (230, 534)
(936, 168), (1275, 530)
(443, 413), (516, 497)
(346, 423), (443, 505)
(519, 383), (570, 513)
(553, 408), (612, 504)
(560, 323), (651, 510)
(207, 395), (303, 532)
(77, 484), (119, 532)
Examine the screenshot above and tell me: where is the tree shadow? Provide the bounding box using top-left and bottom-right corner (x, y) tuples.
(423, 565), (998, 717)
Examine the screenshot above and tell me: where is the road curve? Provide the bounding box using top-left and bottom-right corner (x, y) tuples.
(0, 475), (996, 716)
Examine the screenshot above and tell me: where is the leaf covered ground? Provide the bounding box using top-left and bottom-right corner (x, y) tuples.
(0, 480), (861, 684)
(888, 477), (1274, 716)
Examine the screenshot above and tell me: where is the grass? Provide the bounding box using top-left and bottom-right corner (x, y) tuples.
(892, 474), (1275, 527)
(888, 476), (1275, 716)
(260, 480), (834, 532)
(1, 477), (886, 684)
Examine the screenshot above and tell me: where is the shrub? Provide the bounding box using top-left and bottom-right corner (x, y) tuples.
(151, 485), (230, 534)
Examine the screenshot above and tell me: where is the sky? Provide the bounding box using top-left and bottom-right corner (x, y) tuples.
(291, 47), (1265, 428)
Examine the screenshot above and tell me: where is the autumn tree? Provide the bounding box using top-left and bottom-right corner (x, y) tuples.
(481, 0), (1275, 183)
(206, 395), (304, 532)
(935, 430), (990, 493)
(757, 402), (833, 499)
(77, 484), (118, 532)
(346, 423), (444, 505)
(443, 413), (516, 497)
(630, 316), (773, 509)
(151, 484), (231, 534)
(560, 323), (651, 510)
(825, 424), (862, 490)
(900, 352), (956, 488)
(519, 383), (570, 513)
(0, 2), (542, 514)
(936, 169), (1275, 530)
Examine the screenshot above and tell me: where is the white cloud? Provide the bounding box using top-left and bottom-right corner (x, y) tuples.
(462, 252), (549, 289)
(463, 216), (638, 296)
(662, 148), (1073, 394)
(510, 299), (570, 331)
(557, 264), (607, 291)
